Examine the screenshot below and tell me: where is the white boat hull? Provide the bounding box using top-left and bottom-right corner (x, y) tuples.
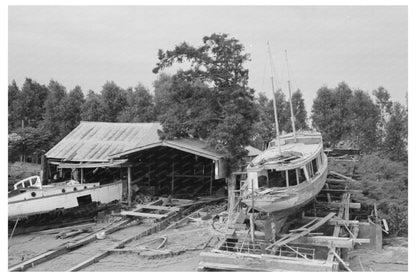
(242, 167), (328, 215)
(8, 181), (123, 219)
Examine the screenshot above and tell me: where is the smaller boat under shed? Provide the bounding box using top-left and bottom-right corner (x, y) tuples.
(44, 121), (229, 206)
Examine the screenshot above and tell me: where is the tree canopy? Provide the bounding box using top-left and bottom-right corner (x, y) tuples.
(153, 33), (258, 169)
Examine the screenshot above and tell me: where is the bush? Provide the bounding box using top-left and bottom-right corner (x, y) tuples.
(351, 153), (408, 236)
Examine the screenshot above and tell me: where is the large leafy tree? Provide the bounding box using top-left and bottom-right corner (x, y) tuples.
(9, 78), (49, 129)
(153, 73), (173, 117)
(8, 80), (21, 130)
(60, 85), (85, 136)
(42, 80), (68, 140)
(348, 90), (380, 152)
(100, 81), (128, 122)
(153, 33), (258, 169)
(157, 77), (218, 139)
(383, 102), (407, 162)
(373, 86), (393, 146)
(312, 82), (353, 146)
(81, 90), (106, 121)
(290, 89), (308, 131)
(117, 84), (156, 122)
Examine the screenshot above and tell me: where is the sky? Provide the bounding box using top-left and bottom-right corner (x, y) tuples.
(8, 5), (408, 113)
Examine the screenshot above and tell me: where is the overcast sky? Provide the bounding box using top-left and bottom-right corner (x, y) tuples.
(8, 5), (407, 112)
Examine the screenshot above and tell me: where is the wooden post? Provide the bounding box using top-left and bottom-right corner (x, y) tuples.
(40, 155), (48, 186)
(80, 168), (84, 184)
(209, 162), (214, 195)
(171, 161), (175, 195)
(227, 174), (236, 213)
(127, 166), (132, 207)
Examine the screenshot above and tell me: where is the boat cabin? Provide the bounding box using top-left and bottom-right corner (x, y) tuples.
(245, 136), (326, 192)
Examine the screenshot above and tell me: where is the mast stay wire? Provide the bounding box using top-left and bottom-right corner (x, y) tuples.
(266, 42), (281, 94)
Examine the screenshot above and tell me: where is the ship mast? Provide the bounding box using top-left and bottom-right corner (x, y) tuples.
(285, 50), (297, 141)
(267, 41), (282, 155)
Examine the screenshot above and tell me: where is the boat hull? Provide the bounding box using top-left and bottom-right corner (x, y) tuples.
(8, 181), (123, 220)
(242, 166), (328, 215)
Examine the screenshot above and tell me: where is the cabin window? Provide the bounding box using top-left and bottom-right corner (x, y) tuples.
(268, 170), (286, 187)
(297, 167), (307, 184)
(288, 169), (297, 186)
(24, 180), (31, 188)
(258, 175), (268, 188)
(312, 158), (319, 174)
(307, 163), (314, 179)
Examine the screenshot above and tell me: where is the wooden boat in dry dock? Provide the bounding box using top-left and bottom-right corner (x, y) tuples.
(240, 47), (328, 222)
(8, 176), (123, 220)
(240, 131), (328, 215)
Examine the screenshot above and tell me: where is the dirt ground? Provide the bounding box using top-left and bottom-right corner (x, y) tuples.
(8, 218), (223, 271)
(9, 216), (408, 272)
(349, 237), (408, 272)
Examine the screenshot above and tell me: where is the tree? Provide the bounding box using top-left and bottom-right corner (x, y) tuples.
(311, 86), (337, 145)
(373, 86), (393, 146)
(81, 90), (106, 121)
(250, 92), (275, 150)
(8, 80), (21, 130)
(100, 81), (127, 122)
(42, 80), (68, 139)
(9, 78), (49, 129)
(117, 84), (156, 122)
(311, 82), (353, 146)
(383, 102), (407, 162)
(153, 33), (258, 169)
(8, 127), (51, 162)
(283, 89), (308, 132)
(158, 77), (219, 139)
(348, 90), (380, 152)
(60, 85), (85, 136)
(153, 73), (173, 117)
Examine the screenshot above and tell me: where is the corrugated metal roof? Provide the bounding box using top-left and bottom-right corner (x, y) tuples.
(46, 121), (225, 162)
(46, 121), (162, 162)
(164, 139), (225, 160)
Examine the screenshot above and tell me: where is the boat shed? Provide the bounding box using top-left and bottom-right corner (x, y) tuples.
(45, 121), (228, 204)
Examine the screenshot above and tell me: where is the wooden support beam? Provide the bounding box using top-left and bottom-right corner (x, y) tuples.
(67, 251), (111, 271)
(120, 211), (167, 219)
(315, 201), (361, 209)
(266, 212), (336, 250)
(329, 171), (360, 185)
(9, 219), (131, 271)
(199, 251), (335, 272)
(291, 236), (369, 249)
(299, 217), (359, 226)
(331, 249), (352, 272)
(133, 204), (180, 212)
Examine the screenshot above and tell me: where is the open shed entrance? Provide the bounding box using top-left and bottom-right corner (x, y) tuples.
(124, 146), (226, 200)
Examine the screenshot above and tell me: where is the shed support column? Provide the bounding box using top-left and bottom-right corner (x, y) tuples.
(209, 162), (214, 195)
(227, 174), (236, 213)
(80, 168), (84, 184)
(127, 166), (132, 207)
(171, 161), (175, 195)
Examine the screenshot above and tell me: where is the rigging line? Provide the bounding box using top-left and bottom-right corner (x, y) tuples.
(266, 41), (281, 91)
(284, 50), (298, 93)
(260, 56), (267, 92)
